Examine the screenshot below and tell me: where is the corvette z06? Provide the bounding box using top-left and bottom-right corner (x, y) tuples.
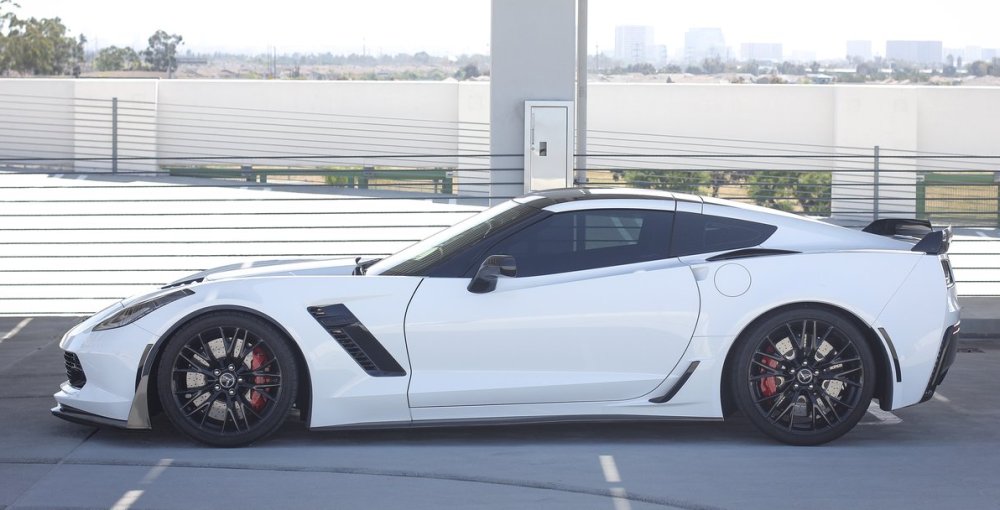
(53, 188), (960, 446)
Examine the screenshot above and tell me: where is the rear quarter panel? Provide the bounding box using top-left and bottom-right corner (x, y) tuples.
(666, 251), (927, 416)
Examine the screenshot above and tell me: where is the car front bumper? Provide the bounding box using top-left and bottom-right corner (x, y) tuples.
(53, 316), (156, 427)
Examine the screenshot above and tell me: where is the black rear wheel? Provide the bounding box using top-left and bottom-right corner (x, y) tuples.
(156, 312), (298, 447)
(731, 308), (876, 445)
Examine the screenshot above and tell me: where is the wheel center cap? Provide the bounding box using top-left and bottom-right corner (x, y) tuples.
(797, 368), (814, 384)
(219, 372), (237, 389)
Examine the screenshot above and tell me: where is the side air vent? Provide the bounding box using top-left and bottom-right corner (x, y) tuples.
(64, 351), (87, 389)
(307, 304), (406, 377)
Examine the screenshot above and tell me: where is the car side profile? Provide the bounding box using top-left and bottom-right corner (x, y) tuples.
(53, 188), (960, 446)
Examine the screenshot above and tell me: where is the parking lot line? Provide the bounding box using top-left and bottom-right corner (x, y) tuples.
(140, 458), (173, 485)
(110, 489), (143, 510)
(1, 318), (32, 343)
(609, 487), (632, 510)
(863, 402), (903, 425)
(599, 455), (621, 483)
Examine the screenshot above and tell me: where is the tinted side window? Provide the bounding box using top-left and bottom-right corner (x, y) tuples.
(672, 211), (777, 257)
(486, 209), (673, 277)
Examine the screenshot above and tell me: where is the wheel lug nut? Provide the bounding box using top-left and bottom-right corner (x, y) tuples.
(809, 385), (814, 390)
(237, 378), (243, 383)
(228, 365), (235, 371)
(214, 370), (221, 376)
(794, 384), (800, 389)
(214, 385), (221, 390)
(802, 361), (808, 366)
(228, 389), (235, 395)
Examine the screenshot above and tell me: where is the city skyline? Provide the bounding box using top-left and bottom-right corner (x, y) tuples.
(12, 0), (1000, 60)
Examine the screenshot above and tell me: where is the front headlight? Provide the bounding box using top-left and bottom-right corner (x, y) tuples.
(94, 289), (194, 331)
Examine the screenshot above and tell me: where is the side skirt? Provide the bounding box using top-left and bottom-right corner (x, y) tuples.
(310, 414), (722, 432)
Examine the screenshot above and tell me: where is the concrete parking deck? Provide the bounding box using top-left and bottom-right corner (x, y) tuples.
(1, 317), (998, 510)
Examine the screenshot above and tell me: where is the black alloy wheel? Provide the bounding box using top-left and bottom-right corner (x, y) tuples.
(731, 308), (876, 445)
(156, 312), (298, 447)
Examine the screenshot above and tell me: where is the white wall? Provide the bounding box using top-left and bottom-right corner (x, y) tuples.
(0, 80), (75, 171)
(0, 79), (490, 176)
(2, 79), (999, 215)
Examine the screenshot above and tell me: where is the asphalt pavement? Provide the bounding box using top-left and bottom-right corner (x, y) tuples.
(1, 317), (998, 510)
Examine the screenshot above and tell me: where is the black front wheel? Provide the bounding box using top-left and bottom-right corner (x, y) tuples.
(731, 308), (876, 445)
(156, 312), (299, 447)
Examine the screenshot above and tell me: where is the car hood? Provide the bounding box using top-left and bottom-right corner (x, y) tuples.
(166, 258), (359, 286)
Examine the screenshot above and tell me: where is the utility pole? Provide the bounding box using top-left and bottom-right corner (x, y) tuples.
(575, 0), (588, 186)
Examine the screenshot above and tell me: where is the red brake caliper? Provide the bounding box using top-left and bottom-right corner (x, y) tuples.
(760, 347), (779, 397)
(249, 347), (269, 412)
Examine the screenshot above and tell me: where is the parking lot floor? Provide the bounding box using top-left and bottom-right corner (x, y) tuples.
(1, 317), (998, 510)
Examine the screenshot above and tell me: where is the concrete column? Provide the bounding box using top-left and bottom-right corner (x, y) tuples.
(490, 0), (576, 202)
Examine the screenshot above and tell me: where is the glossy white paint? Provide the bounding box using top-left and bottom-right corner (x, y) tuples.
(54, 189), (960, 435)
(874, 255), (960, 407)
(404, 258), (700, 407)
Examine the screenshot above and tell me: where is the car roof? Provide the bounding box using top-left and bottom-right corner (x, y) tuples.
(516, 188), (702, 208)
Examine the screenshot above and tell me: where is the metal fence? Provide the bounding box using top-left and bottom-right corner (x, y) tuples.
(1, 94), (998, 315)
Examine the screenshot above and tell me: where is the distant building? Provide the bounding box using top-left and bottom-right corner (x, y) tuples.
(787, 50), (817, 63)
(650, 44), (668, 67)
(983, 49), (998, 60)
(964, 46), (983, 62)
(846, 40), (872, 61)
(741, 43), (783, 62)
(886, 40), (943, 65)
(614, 26), (655, 65)
(684, 28), (726, 64)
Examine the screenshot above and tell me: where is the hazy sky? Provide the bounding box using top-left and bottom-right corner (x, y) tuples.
(13, 0), (1000, 59)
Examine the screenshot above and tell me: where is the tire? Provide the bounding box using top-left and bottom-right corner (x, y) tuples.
(730, 308), (876, 445)
(156, 312), (299, 447)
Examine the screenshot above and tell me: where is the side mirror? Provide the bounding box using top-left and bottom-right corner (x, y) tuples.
(467, 255), (517, 294)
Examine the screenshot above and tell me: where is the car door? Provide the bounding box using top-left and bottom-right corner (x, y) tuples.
(404, 203), (701, 407)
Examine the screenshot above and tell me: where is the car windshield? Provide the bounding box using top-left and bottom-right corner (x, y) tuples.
(367, 200), (538, 276)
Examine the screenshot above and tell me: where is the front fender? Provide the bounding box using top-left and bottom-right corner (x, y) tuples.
(130, 275), (424, 429)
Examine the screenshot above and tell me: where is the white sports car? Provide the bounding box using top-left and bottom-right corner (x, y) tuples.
(53, 188), (960, 446)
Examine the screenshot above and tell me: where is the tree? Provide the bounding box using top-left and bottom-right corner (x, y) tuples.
(747, 171), (831, 215)
(95, 45), (141, 71)
(701, 57), (725, 74)
(968, 60), (991, 77)
(3, 15), (81, 75)
(454, 63), (480, 80)
(71, 33), (85, 76)
(624, 169), (711, 194)
(142, 30), (183, 73)
(0, 0), (17, 73)
(625, 62), (656, 75)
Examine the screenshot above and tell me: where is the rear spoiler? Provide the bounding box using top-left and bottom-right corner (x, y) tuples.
(863, 218), (951, 255)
